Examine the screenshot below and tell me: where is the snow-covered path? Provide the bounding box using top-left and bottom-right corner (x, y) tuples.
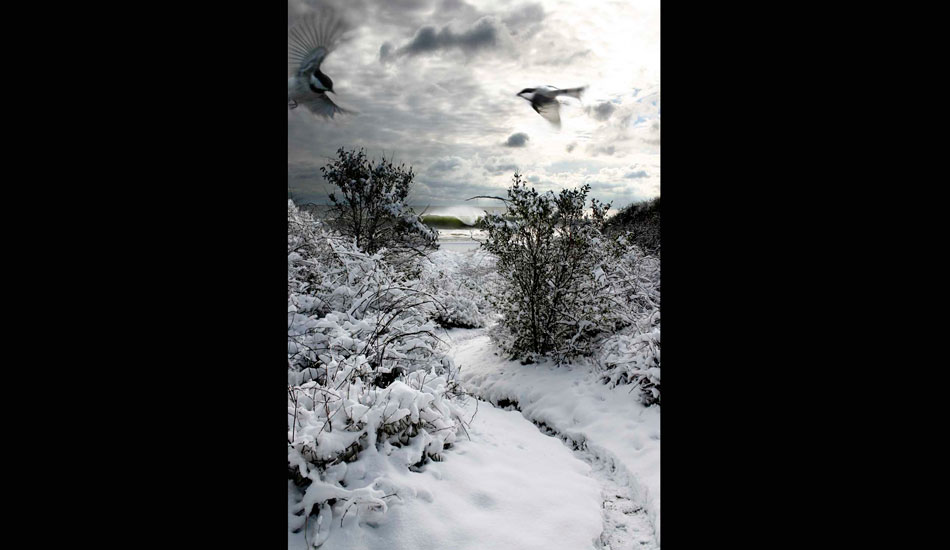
(289, 327), (659, 549)
(290, 396), (603, 550)
(444, 328), (661, 549)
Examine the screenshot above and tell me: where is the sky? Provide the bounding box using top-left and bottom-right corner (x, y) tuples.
(288, 0), (660, 209)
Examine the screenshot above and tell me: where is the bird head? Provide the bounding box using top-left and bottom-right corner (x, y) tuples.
(516, 88), (535, 99)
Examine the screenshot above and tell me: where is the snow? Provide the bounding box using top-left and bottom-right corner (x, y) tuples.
(289, 397), (603, 550)
(448, 330), (662, 546)
(288, 209), (660, 549)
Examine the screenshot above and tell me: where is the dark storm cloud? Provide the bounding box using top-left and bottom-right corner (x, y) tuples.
(504, 132), (529, 147)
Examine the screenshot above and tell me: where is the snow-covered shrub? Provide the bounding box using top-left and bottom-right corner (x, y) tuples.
(321, 147), (437, 270)
(598, 328), (660, 405)
(288, 201), (447, 384)
(288, 201), (465, 546)
(481, 175), (615, 363)
(288, 369), (465, 546)
(418, 249), (497, 329)
(478, 176), (661, 401)
(596, 241), (661, 405)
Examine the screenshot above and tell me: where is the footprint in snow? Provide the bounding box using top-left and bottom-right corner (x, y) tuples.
(471, 492), (496, 509)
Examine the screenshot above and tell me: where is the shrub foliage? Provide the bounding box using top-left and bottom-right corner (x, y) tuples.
(480, 175), (661, 404)
(288, 201), (465, 545)
(481, 174), (612, 362)
(322, 147), (438, 263)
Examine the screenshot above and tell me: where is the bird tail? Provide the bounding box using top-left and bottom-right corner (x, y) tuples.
(288, 4), (349, 70)
(560, 86), (587, 100)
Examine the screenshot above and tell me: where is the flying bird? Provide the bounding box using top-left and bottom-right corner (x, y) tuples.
(288, 8), (352, 118)
(516, 85), (587, 128)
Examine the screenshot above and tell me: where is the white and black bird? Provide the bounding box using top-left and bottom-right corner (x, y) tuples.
(288, 8), (352, 118)
(516, 85), (587, 128)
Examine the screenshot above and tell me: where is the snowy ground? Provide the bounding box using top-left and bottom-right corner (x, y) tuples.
(445, 328), (661, 548)
(289, 397), (603, 550)
(289, 244), (659, 549)
(288, 330), (660, 550)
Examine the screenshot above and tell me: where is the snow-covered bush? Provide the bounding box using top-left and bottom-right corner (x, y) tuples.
(598, 328), (660, 405)
(478, 176), (661, 402)
(418, 249), (497, 329)
(596, 241), (661, 405)
(321, 148), (437, 270)
(481, 175), (615, 363)
(288, 369), (465, 546)
(288, 201), (465, 546)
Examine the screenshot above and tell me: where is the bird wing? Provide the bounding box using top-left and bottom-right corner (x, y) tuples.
(293, 46), (329, 77)
(555, 86), (587, 100)
(298, 92), (350, 119)
(533, 99), (561, 127)
(288, 7), (348, 76)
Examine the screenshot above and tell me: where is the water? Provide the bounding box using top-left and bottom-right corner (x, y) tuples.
(301, 203), (501, 252)
(437, 228), (487, 252)
(415, 205), (507, 227)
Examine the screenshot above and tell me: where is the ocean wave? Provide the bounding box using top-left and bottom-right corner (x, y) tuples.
(422, 205), (503, 226)
(422, 215), (480, 229)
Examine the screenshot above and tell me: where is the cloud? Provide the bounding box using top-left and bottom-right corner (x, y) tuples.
(484, 160), (519, 174)
(624, 170), (648, 178)
(379, 42), (394, 62)
(427, 156), (464, 173)
(536, 48), (592, 66)
(587, 101), (617, 121)
(287, 0), (660, 209)
(588, 144), (615, 156)
(388, 16), (511, 60)
(504, 132), (530, 147)
(501, 2), (546, 36)
(581, 89), (660, 159)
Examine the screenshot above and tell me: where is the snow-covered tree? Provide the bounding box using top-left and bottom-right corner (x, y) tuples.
(479, 176), (661, 404)
(321, 148), (437, 267)
(480, 175), (614, 362)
